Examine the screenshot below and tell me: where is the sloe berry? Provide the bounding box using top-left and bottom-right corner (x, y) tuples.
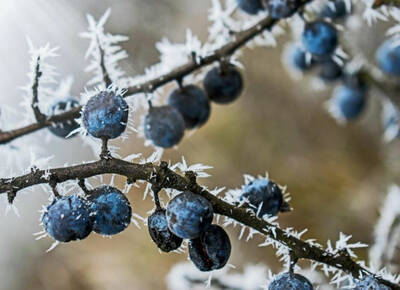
(269, 272), (313, 290)
(302, 20), (338, 56)
(376, 39), (400, 76)
(48, 98), (80, 138)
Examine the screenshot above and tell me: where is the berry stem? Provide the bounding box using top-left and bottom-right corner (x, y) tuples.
(100, 137), (111, 159)
(78, 179), (90, 196)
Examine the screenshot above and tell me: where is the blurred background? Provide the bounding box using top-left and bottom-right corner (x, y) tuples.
(0, 0), (398, 289)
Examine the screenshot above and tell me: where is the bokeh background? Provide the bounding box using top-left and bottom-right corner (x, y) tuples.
(0, 1), (398, 289)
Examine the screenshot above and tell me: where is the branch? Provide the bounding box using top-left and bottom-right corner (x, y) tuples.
(0, 158), (398, 289)
(31, 56), (47, 123)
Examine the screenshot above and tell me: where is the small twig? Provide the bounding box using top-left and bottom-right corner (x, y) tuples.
(31, 56), (46, 123)
(97, 36), (112, 87)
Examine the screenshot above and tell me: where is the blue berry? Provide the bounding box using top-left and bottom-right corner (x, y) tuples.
(317, 59), (343, 81)
(203, 66), (244, 104)
(269, 272), (313, 290)
(144, 105), (185, 148)
(189, 225), (231, 272)
(48, 98), (80, 138)
(236, 0), (264, 14)
(376, 39), (400, 76)
(168, 85), (211, 129)
(240, 178), (283, 217)
(267, 0), (300, 19)
(89, 186), (132, 236)
(302, 21), (338, 56)
(41, 195), (93, 242)
(332, 82), (366, 120)
(148, 209), (183, 252)
(83, 91), (129, 139)
(354, 276), (390, 290)
(320, 0), (349, 19)
(288, 45), (314, 71)
(166, 191), (214, 239)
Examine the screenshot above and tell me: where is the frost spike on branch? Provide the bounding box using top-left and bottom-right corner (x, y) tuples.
(0, 158), (398, 289)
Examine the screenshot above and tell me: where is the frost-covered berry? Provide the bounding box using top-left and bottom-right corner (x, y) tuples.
(354, 276), (390, 290)
(332, 83), (366, 120)
(320, 0), (349, 19)
(188, 225), (231, 272)
(267, 0), (300, 19)
(288, 45), (313, 71)
(317, 59), (343, 82)
(269, 272), (313, 290)
(240, 178), (283, 217)
(302, 21), (338, 56)
(204, 66), (243, 104)
(167, 85), (211, 129)
(144, 105), (185, 148)
(41, 195), (93, 242)
(83, 91), (129, 139)
(48, 98), (80, 138)
(166, 191), (213, 239)
(376, 39), (400, 76)
(148, 209), (183, 252)
(89, 186), (132, 236)
(236, 0), (264, 14)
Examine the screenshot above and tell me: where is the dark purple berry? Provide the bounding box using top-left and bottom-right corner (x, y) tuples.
(267, 0), (300, 19)
(269, 272), (313, 290)
(188, 225), (231, 272)
(302, 20), (338, 56)
(48, 98), (80, 138)
(236, 0), (264, 15)
(41, 195), (93, 242)
(166, 191), (213, 239)
(376, 39), (400, 76)
(148, 209), (183, 252)
(203, 66), (244, 104)
(143, 105), (185, 148)
(89, 186), (132, 236)
(168, 85), (211, 129)
(320, 0), (350, 19)
(83, 91), (129, 139)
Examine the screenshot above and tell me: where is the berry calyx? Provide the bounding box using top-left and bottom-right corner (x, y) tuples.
(269, 272), (313, 290)
(302, 20), (338, 56)
(236, 0), (265, 15)
(148, 209), (183, 252)
(376, 39), (400, 76)
(143, 105), (185, 148)
(83, 91), (129, 139)
(188, 225), (231, 272)
(48, 98), (80, 138)
(167, 85), (211, 129)
(41, 195), (93, 242)
(203, 65), (244, 104)
(89, 186), (132, 236)
(166, 191), (214, 239)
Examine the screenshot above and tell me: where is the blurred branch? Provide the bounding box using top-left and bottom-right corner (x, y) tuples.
(0, 158), (398, 289)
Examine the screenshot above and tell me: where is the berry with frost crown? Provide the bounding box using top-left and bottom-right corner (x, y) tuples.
(148, 209), (183, 252)
(89, 186), (132, 236)
(269, 272), (313, 290)
(302, 20), (338, 56)
(167, 85), (211, 129)
(83, 91), (129, 139)
(376, 39), (400, 76)
(166, 191), (213, 239)
(188, 225), (231, 272)
(48, 98), (80, 138)
(41, 195), (93, 242)
(143, 105), (185, 148)
(236, 0), (264, 15)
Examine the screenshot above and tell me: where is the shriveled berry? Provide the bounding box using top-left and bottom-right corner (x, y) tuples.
(240, 178), (283, 217)
(168, 85), (211, 129)
(189, 225), (231, 272)
(166, 191), (213, 239)
(203, 66), (243, 104)
(269, 272), (313, 290)
(144, 105), (185, 148)
(376, 39), (400, 76)
(83, 91), (129, 139)
(267, 0), (300, 19)
(354, 276), (390, 290)
(236, 0), (264, 14)
(302, 20), (338, 56)
(320, 0), (349, 19)
(48, 98), (80, 138)
(317, 59), (343, 81)
(89, 186), (132, 236)
(41, 195), (93, 242)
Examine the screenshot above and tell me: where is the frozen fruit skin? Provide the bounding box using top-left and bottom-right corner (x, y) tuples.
(189, 225), (231, 272)
(240, 178), (283, 217)
(302, 21), (338, 56)
(143, 105), (185, 148)
(354, 276), (390, 290)
(333, 84), (366, 120)
(42, 195), (93, 242)
(269, 272), (313, 290)
(318, 59), (343, 81)
(48, 98), (81, 138)
(89, 186), (132, 236)
(268, 0), (300, 19)
(203, 66), (244, 104)
(320, 0), (349, 19)
(148, 209), (183, 252)
(236, 0), (264, 14)
(168, 85), (211, 129)
(166, 191), (214, 239)
(376, 40), (400, 76)
(83, 91), (129, 139)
